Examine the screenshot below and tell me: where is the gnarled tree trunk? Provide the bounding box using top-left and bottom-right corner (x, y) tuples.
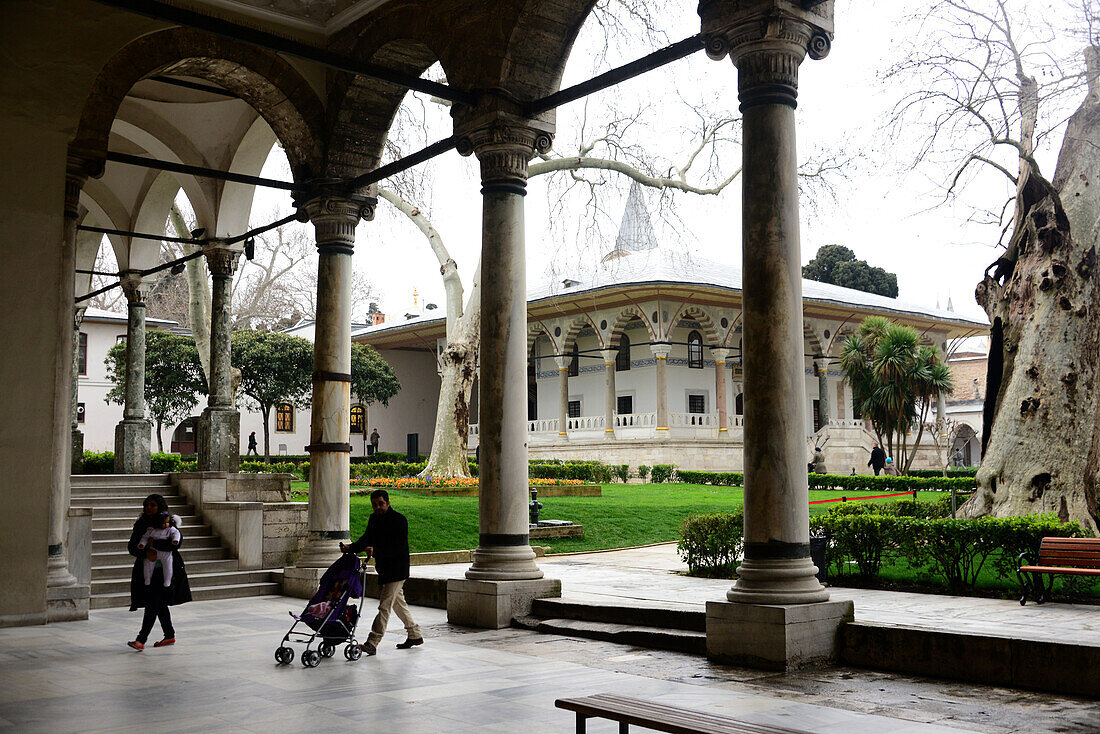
(964, 50), (1100, 534)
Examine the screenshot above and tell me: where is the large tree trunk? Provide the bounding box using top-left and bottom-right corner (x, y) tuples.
(168, 205), (211, 383)
(963, 50), (1100, 534)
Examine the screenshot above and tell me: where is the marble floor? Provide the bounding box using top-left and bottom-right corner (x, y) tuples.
(1, 545), (1097, 733)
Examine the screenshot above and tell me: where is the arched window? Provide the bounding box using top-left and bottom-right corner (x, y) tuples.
(616, 334), (631, 371)
(350, 405), (365, 434)
(275, 403), (294, 432)
(688, 330), (703, 369)
(568, 343), (579, 377)
(735, 393), (744, 416)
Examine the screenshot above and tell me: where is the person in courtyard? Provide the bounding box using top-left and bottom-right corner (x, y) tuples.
(369, 427), (381, 455)
(247, 431), (259, 456)
(883, 457), (899, 476)
(339, 489), (422, 655)
(138, 512), (181, 587)
(868, 443), (886, 476)
(127, 494), (191, 651)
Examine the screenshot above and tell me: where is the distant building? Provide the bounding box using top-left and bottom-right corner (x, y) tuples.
(945, 347), (989, 467)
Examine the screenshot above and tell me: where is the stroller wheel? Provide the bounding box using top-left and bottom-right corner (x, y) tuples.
(275, 646), (294, 665)
(319, 642), (336, 658)
(344, 643), (362, 661)
(302, 649), (321, 668)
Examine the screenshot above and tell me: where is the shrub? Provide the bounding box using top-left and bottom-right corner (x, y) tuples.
(637, 465), (650, 481)
(82, 451), (115, 474)
(807, 473), (975, 492)
(529, 460), (614, 483)
(150, 453), (183, 473)
(650, 464), (675, 483)
(817, 512), (900, 578)
(612, 464), (629, 483)
(908, 468), (979, 479)
(675, 470), (743, 486)
(677, 510), (744, 576)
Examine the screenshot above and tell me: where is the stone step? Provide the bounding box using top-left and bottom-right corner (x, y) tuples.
(71, 497), (190, 510)
(71, 485), (176, 498)
(71, 474), (173, 488)
(517, 616), (706, 655)
(80, 505), (195, 520)
(92, 558), (239, 580)
(93, 534), (221, 556)
(530, 598), (705, 632)
(92, 515), (202, 531)
(92, 570), (276, 596)
(92, 523), (209, 542)
(92, 546), (230, 568)
(91, 581), (282, 609)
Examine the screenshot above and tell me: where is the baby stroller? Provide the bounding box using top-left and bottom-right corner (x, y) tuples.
(275, 553), (367, 668)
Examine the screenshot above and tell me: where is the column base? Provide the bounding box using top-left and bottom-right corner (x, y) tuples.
(114, 419), (151, 473)
(726, 556), (830, 604)
(293, 533), (347, 570)
(447, 578), (561, 629)
(282, 565), (326, 599)
(46, 582), (90, 623)
(197, 406), (240, 472)
(71, 429), (84, 473)
(706, 598), (854, 671)
(466, 543), (544, 580)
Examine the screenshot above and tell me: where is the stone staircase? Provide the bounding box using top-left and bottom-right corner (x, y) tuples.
(516, 598), (706, 655)
(71, 474), (282, 609)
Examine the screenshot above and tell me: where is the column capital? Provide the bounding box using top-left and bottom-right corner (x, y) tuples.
(711, 347), (731, 363)
(454, 102), (554, 193)
(73, 305), (87, 329)
(300, 195), (374, 255)
(119, 271), (149, 304)
(650, 343), (672, 359)
(813, 358), (830, 375)
(600, 349), (617, 365)
(203, 242), (243, 279)
(64, 144), (103, 220)
(554, 355), (570, 371)
(699, 0), (834, 109)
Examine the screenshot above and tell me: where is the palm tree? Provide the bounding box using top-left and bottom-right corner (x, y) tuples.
(839, 317), (954, 473)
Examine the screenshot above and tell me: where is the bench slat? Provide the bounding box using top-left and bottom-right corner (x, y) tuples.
(1019, 565), (1100, 576)
(557, 694), (809, 734)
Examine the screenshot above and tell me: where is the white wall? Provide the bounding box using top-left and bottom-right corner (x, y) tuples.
(77, 319), (127, 451)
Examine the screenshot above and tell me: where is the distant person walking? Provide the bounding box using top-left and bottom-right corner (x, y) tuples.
(246, 431), (259, 456)
(868, 443), (886, 476)
(340, 489), (422, 655)
(883, 457), (899, 476)
(369, 428), (380, 455)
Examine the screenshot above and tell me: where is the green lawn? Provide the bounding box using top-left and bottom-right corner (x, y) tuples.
(290, 481), (940, 554)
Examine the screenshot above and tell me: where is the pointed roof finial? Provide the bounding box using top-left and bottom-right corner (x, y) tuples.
(603, 181), (658, 262)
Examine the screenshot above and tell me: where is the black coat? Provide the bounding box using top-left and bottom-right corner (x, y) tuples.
(128, 514), (192, 611)
(347, 508), (410, 584)
(869, 446), (887, 470)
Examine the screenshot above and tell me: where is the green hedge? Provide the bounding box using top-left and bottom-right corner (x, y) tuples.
(677, 510), (744, 576)
(81, 451), (184, 474)
(675, 470), (744, 486)
(907, 468), (979, 478)
(672, 468), (972, 492)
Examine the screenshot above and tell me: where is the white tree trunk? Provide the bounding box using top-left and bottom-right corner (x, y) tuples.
(169, 205), (212, 383)
(964, 49), (1100, 534)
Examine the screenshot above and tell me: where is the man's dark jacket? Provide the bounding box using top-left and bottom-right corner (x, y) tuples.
(868, 446), (886, 470)
(347, 508), (410, 584)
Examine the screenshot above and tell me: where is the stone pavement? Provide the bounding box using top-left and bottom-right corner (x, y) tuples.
(0, 544), (1096, 733)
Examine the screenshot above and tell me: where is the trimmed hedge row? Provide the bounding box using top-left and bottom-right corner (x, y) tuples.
(907, 468), (979, 478)
(673, 467), (973, 492)
(82, 451), (186, 474)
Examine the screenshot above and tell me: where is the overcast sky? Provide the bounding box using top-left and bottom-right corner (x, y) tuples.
(242, 0), (1081, 326)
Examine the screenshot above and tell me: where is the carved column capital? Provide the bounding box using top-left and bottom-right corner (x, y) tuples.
(699, 0), (834, 109)
(554, 355), (570, 371)
(711, 347), (731, 363)
(203, 243), (243, 279)
(64, 145), (103, 221)
(73, 305), (87, 330)
(119, 271), (148, 305)
(650, 343), (672, 359)
(600, 349), (617, 365)
(301, 196), (374, 255)
(454, 102), (554, 194)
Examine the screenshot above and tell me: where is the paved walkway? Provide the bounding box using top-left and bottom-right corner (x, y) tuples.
(0, 546), (1096, 733)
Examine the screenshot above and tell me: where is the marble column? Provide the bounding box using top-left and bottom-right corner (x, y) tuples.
(294, 196), (372, 570)
(712, 348), (730, 434)
(114, 272), (151, 474)
(47, 155), (90, 610)
(936, 391), (947, 427)
(71, 306), (86, 474)
(815, 359), (830, 427)
(651, 343), (671, 433)
(555, 356), (569, 438)
(601, 348), (617, 436)
(197, 244), (242, 473)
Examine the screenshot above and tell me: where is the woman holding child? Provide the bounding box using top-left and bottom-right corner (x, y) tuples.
(127, 493), (191, 650)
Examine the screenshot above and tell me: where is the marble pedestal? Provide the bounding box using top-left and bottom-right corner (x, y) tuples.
(46, 583), (90, 622)
(114, 419), (150, 474)
(447, 578), (561, 629)
(282, 565), (326, 599)
(706, 599), (854, 671)
(198, 407), (240, 472)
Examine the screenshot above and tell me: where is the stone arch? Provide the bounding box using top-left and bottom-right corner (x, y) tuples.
(607, 306), (656, 348)
(561, 313), (603, 352)
(527, 321), (558, 355)
(803, 322), (826, 360)
(72, 27), (325, 181)
(676, 305), (721, 345)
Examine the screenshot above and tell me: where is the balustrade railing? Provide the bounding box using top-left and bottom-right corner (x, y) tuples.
(670, 412), (720, 427)
(528, 418), (560, 433)
(566, 415), (605, 431)
(614, 412), (656, 428)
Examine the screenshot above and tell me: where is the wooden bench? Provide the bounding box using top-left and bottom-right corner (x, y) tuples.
(1017, 537), (1100, 605)
(555, 693), (810, 734)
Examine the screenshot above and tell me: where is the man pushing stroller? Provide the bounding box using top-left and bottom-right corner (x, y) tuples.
(339, 489), (423, 655)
